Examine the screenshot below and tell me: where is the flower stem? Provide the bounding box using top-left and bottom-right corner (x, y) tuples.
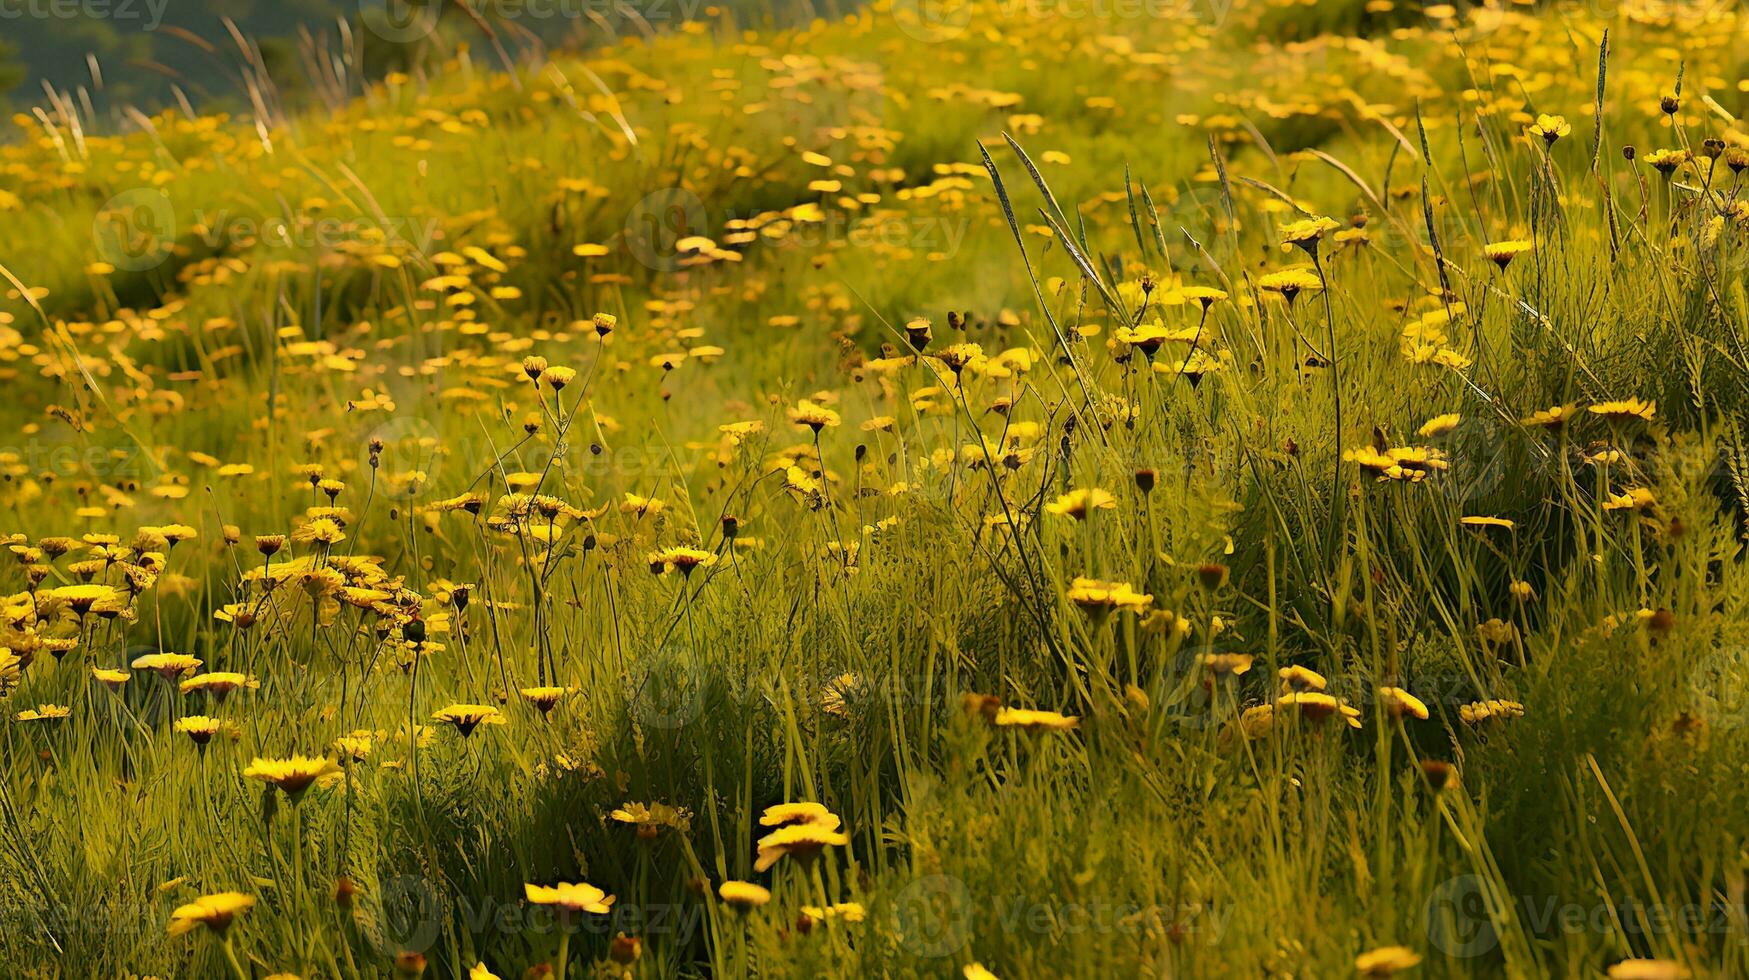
(554, 928), (572, 980)
(222, 934), (250, 980)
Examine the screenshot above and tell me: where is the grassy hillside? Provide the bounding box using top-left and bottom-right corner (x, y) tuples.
(1, 0), (1748, 977)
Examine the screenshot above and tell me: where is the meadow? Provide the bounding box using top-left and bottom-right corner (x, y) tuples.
(1, 0), (1748, 976)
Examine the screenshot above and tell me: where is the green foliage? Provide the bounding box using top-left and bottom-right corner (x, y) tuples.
(0, 1), (1747, 979)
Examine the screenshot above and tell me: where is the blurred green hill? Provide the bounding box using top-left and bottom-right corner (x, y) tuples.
(0, 0), (815, 115)
(1, 0), (348, 109)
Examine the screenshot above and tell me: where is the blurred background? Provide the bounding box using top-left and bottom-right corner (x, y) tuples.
(0, 0), (839, 114)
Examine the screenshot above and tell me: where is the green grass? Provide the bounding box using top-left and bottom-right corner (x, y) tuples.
(1, 0), (1748, 977)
